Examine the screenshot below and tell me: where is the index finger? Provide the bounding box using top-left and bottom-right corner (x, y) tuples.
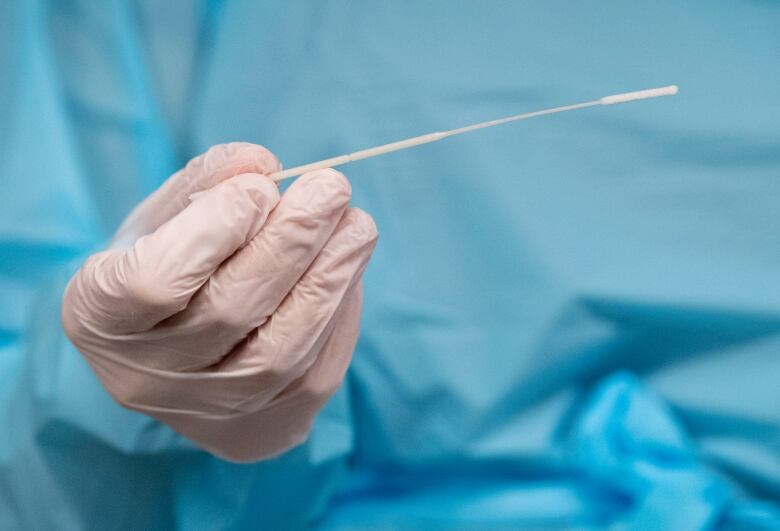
(73, 173), (280, 333)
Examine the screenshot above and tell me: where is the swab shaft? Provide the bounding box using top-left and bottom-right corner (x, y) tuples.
(444, 101), (601, 137)
(270, 85), (678, 181)
(270, 133), (447, 180)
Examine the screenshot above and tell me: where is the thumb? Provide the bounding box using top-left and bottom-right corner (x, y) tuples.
(112, 142), (281, 248)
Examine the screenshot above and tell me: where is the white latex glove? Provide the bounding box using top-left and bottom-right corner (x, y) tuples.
(62, 143), (377, 462)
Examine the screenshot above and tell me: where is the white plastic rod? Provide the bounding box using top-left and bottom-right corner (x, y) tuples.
(269, 85), (678, 181)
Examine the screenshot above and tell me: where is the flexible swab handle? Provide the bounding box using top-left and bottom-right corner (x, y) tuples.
(269, 85), (679, 181)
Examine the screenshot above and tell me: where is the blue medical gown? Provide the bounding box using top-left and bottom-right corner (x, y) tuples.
(1, 1), (779, 529)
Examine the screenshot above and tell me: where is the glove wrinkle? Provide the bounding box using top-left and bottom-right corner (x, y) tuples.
(62, 147), (378, 462)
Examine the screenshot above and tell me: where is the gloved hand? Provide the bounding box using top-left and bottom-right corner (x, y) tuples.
(61, 142), (377, 462)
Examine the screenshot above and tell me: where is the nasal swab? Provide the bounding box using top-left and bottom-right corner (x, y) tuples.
(269, 85), (678, 182)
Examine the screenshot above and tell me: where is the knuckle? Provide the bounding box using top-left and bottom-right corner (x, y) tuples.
(301, 376), (344, 403)
(298, 169), (353, 204)
(204, 142), (282, 180)
(111, 387), (136, 410)
(60, 293), (87, 344)
(61, 251), (114, 341)
(107, 376), (149, 410)
(117, 246), (185, 315)
(343, 208), (379, 243)
(317, 168), (351, 192)
(206, 293), (247, 332)
(286, 427), (313, 451)
(124, 270), (180, 313)
(217, 448), (257, 464)
(251, 174), (281, 205)
(182, 151), (207, 179)
(222, 173), (280, 209)
(219, 428), (309, 463)
(263, 356), (294, 383)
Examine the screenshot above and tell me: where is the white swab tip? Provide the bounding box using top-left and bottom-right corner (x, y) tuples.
(600, 85), (679, 105)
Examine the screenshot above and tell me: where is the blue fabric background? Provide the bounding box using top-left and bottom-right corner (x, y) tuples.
(1, 1), (778, 529)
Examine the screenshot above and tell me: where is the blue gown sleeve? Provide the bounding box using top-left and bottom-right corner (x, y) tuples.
(0, 4), (199, 527)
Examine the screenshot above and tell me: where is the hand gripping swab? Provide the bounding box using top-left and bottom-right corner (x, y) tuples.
(269, 85), (678, 181)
